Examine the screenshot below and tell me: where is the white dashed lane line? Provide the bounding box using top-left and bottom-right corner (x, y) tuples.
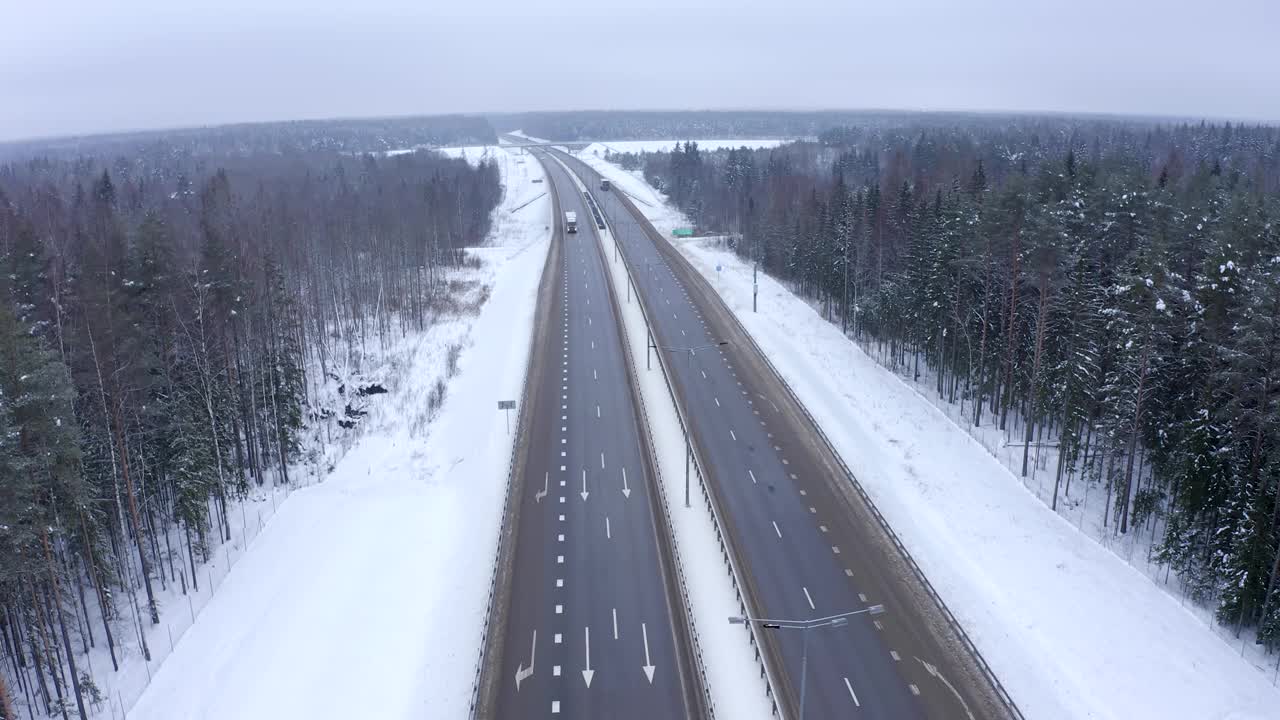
(844, 678), (860, 707)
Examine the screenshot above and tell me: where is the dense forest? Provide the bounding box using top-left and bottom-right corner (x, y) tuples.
(0, 130), (500, 717)
(619, 119), (1280, 651)
(0, 114), (496, 163)
(491, 109), (1184, 144)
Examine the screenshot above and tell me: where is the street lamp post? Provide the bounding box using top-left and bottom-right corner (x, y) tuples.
(648, 340), (730, 506)
(729, 605), (886, 720)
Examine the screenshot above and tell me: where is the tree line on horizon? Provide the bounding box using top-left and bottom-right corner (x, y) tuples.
(0, 143), (500, 718)
(0, 114), (497, 164)
(618, 119), (1280, 651)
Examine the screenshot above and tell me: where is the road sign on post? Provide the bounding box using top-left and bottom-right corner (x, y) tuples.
(498, 400), (516, 433)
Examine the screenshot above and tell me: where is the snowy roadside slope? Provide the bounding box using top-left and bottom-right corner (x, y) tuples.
(129, 148), (551, 720)
(577, 150), (1280, 720)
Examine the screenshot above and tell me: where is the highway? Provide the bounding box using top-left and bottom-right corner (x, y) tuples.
(554, 148), (1019, 720)
(477, 149), (703, 719)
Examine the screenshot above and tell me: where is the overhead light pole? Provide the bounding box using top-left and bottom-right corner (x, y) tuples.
(729, 605), (886, 720)
(648, 340), (729, 506)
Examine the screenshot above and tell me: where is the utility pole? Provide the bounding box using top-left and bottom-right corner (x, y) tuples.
(654, 341), (728, 508)
(753, 261), (759, 313)
(752, 223), (760, 313)
(685, 439), (691, 508)
(842, 228), (850, 335)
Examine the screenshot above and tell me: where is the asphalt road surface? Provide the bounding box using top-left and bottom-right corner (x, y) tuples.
(483, 149), (702, 720)
(556, 149), (1018, 720)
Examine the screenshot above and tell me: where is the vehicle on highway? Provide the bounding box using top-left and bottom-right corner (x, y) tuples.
(565, 210), (577, 233)
(599, 178), (611, 191)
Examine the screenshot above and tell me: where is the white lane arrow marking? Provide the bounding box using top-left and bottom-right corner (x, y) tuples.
(535, 472), (548, 503)
(515, 630), (536, 691)
(641, 623), (655, 683)
(582, 626), (594, 687)
(580, 469), (589, 501)
(621, 468), (631, 499)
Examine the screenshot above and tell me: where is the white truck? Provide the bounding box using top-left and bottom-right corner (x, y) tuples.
(565, 211), (578, 233)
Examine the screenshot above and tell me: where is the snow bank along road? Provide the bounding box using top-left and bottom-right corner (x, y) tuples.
(552, 148), (1020, 720)
(128, 146), (551, 719)
(475, 149), (703, 719)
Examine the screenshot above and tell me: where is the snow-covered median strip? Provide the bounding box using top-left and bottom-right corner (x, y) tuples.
(577, 150), (1280, 720)
(128, 148), (551, 720)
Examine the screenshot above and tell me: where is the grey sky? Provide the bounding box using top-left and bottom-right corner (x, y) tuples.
(3, 0), (1278, 141)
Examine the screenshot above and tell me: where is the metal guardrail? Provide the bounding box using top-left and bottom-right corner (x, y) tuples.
(558, 148), (1024, 720)
(555, 151), (784, 717)
(466, 162), (562, 720)
(582, 189), (608, 230)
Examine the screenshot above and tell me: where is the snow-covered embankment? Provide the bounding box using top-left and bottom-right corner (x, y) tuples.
(576, 147), (1280, 720)
(128, 146), (551, 719)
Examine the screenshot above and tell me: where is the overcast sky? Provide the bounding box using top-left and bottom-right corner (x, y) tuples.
(3, 0), (1277, 141)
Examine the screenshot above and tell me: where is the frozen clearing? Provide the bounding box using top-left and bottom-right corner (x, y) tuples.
(577, 149), (1280, 720)
(129, 147), (550, 719)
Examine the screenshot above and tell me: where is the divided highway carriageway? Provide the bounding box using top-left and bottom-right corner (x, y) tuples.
(552, 148), (1022, 720)
(473, 149), (705, 720)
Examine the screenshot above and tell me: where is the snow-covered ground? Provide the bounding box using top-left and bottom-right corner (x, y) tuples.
(436, 145), (499, 164)
(583, 139), (786, 156)
(576, 149), (1280, 720)
(384, 144), (503, 164)
(126, 147), (551, 719)
(504, 129), (544, 143)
